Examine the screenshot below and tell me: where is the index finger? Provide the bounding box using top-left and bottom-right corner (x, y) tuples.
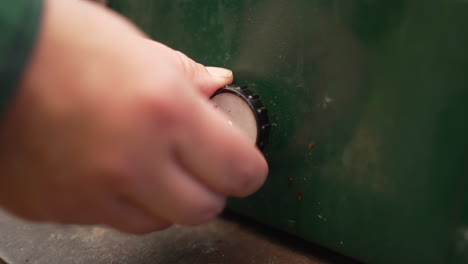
(174, 88), (269, 197)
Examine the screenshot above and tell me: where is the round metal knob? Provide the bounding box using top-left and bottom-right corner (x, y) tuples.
(210, 85), (270, 150)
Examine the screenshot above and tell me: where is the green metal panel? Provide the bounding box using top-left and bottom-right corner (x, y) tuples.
(109, 1), (468, 263)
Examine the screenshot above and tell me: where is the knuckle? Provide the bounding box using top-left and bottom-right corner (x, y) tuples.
(174, 51), (197, 80)
(180, 196), (226, 226)
(95, 159), (136, 190)
(106, 199), (173, 234)
(107, 171), (133, 189)
(229, 160), (268, 197)
(140, 87), (186, 125)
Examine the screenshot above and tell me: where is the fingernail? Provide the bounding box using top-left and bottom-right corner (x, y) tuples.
(206, 67), (233, 78)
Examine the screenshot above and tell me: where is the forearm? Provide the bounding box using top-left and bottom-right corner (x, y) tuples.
(0, 0), (43, 117)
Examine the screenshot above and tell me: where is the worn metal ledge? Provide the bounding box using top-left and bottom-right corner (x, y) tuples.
(0, 209), (358, 264)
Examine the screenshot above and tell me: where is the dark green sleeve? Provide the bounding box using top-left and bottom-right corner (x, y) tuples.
(0, 0), (43, 117)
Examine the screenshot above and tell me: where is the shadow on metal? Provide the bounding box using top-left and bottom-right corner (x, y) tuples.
(221, 209), (362, 264)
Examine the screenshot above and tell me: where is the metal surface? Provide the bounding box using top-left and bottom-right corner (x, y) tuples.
(211, 86), (270, 149)
(109, 1), (468, 263)
(0, 210), (356, 264)
(212, 92), (258, 144)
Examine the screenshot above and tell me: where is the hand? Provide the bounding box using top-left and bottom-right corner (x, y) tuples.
(0, 0), (268, 233)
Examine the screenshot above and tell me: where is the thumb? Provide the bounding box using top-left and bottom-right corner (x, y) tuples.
(173, 51), (234, 96)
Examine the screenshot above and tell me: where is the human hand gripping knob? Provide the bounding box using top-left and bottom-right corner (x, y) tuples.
(0, 0), (268, 233)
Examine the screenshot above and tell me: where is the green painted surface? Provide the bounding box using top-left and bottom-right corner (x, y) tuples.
(109, 1), (468, 263)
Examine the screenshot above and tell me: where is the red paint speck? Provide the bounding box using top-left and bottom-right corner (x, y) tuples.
(308, 142), (316, 150)
(296, 192), (304, 201)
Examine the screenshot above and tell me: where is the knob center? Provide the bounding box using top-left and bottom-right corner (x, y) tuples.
(211, 93), (258, 144)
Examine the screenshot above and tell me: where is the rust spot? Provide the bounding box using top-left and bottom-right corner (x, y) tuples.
(308, 142), (316, 150)
(296, 192), (304, 201)
(288, 177), (294, 186)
